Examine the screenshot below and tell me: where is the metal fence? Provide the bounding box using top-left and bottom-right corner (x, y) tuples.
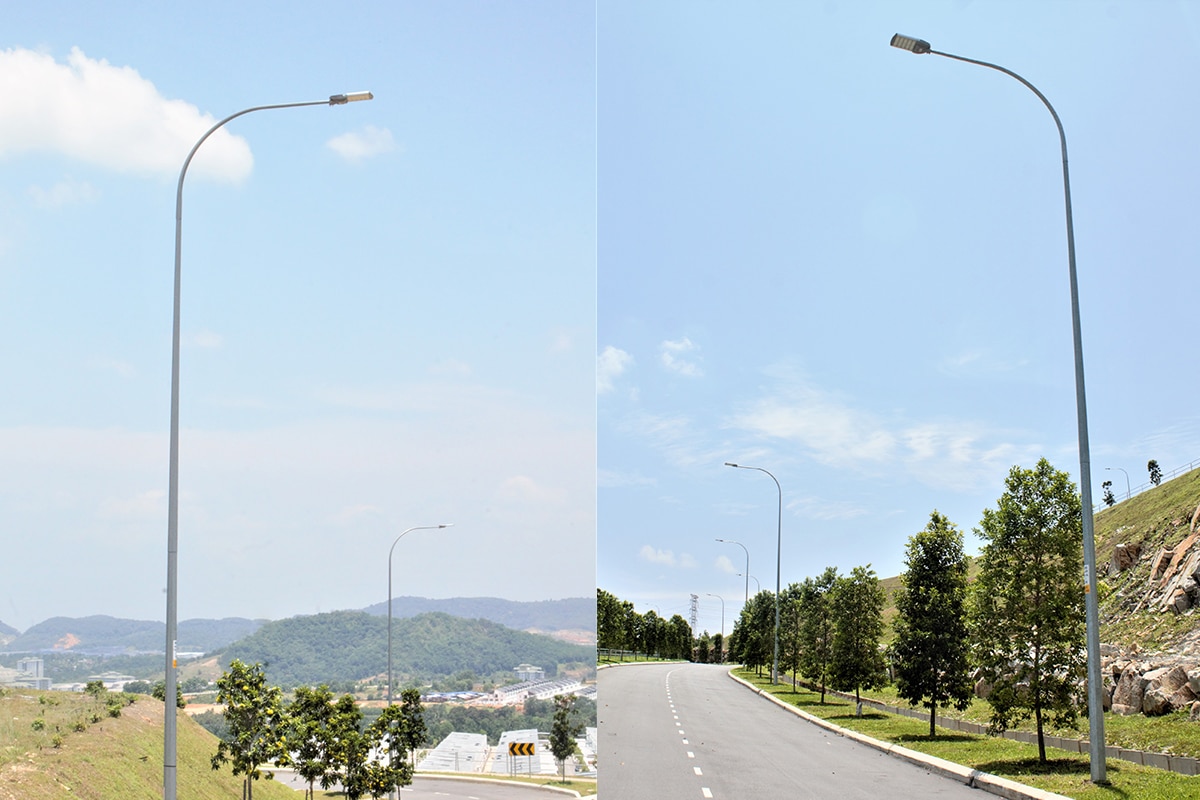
(1094, 458), (1200, 513)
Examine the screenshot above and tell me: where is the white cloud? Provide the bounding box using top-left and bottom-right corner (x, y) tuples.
(88, 357), (136, 378)
(28, 179), (97, 209)
(597, 346), (633, 393)
(190, 330), (223, 348)
(326, 125), (395, 163)
(494, 475), (567, 506)
(639, 545), (676, 566)
(597, 468), (656, 489)
(0, 47), (252, 181)
(715, 554), (736, 573)
(730, 381), (1041, 493)
(660, 337), (703, 377)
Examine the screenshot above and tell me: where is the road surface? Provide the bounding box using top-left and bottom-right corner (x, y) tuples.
(598, 662), (990, 799)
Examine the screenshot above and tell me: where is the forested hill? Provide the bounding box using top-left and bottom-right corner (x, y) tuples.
(0, 620), (17, 640)
(214, 610), (594, 688)
(362, 595), (595, 634)
(1, 615), (263, 654)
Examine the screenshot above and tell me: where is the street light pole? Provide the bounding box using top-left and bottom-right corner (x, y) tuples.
(724, 462), (783, 684)
(1106, 466), (1131, 501)
(738, 573), (761, 594)
(706, 593), (725, 663)
(715, 538), (749, 604)
(889, 33), (1106, 785)
(163, 90), (373, 800)
(388, 524), (451, 707)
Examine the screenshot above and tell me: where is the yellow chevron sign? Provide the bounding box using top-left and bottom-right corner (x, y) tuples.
(508, 742), (536, 756)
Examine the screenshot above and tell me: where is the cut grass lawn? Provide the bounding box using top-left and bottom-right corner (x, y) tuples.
(735, 669), (1200, 800)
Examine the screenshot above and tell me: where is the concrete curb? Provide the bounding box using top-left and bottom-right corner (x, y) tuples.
(727, 671), (1074, 800)
(267, 767), (593, 797)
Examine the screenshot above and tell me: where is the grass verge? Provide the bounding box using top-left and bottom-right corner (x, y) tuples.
(734, 669), (1200, 800)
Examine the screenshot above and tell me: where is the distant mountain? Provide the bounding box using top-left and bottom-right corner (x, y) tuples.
(362, 596), (596, 635)
(216, 609), (594, 688)
(0, 615), (264, 655)
(0, 620), (18, 647)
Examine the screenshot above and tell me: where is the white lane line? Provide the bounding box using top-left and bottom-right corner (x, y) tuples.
(687, 751), (695, 758)
(694, 767), (703, 775)
(682, 738), (689, 744)
(702, 789), (713, 799)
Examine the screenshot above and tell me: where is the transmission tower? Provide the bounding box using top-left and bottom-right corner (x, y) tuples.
(689, 594), (699, 632)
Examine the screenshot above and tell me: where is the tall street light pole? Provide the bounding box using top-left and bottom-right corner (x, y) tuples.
(706, 593), (725, 662)
(1106, 466), (1131, 501)
(163, 90), (374, 800)
(739, 573), (761, 594)
(889, 33), (1106, 785)
(388, 524), (451, 706)
(715, 538), (749, 604)
(724, 462), (782, 684)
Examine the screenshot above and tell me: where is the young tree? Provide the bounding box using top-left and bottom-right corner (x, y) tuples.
(892, 511), (974, 737)
(284, 685), (339, 800)
(211, 660), (288, 800)
(695, 631), (711, 664)
(777, 583), (805, 690)
(1148, 459), (1163, 486)
(829, 565), (887, 707)
(797, 567), (839, 703)
(971, 459), (1086, 763)
(1101, 480), (1115, 507)
(549, 694), (584, 782)
(398, 688), (428, 766)
(367, 705), (414, 794)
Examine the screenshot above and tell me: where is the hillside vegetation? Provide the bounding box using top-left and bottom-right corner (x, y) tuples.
(0, 689), (298, 800)
(1, 616), (263, 655)
(362, 595), (596, 634)
(216, 610), (594, 688)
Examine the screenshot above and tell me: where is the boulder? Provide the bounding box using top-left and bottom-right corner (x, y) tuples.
(1112, 543), (1141, 572)
(974, 677), (992, 700)
(1111, 664), (1146, 714)
(1143, 687), (1172, 716)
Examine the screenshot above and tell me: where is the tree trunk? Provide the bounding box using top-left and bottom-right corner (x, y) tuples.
(1035, 701), (1046, 763)
(929, 700), (936, 738)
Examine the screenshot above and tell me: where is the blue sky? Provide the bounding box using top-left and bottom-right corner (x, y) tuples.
(0, 2), (595, 631)
(597, 1), (1200, 638)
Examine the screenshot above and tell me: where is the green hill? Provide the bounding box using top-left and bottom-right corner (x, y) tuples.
(0, 689), (298, 800)
(362, 595), (595, 634)
(215, 610), (594, 688)
(2, 616), (264, 655)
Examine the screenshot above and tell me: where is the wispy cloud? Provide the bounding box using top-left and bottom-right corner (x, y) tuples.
(190, 330), (223, 349)
(597, 346), (633, 394)
(326, 125), (395, 163)
(0, 46), (252, 180)
(730, 379), (1040, 494)
(28, 179), (98, 209)
(660, 337), (703, 377)
(88, 357), (136, 378)
(639, 545), (697, 568)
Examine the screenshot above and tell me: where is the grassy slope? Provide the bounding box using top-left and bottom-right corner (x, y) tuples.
(0, 689), (298, 800)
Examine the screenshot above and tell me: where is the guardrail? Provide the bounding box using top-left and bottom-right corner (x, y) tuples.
(1095, 458), (1200, 513)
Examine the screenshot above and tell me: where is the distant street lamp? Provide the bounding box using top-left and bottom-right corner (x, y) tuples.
(738, 573), (761, 594)
(724, 462), (783, 683)
(162, 90), (373, 800)
(388, 525), (452, 705)
(715, 538), (750, 604)
(1106, 466), (1131, 501)
(890, 33), (1106, 785)
(706, 593), (725, 662)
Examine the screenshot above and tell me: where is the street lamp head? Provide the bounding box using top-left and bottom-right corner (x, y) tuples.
(437, 523), (453, 529)
(329, 91), (374, 105)
(890, 33), (932, 54)
(724, 462), (738, 468)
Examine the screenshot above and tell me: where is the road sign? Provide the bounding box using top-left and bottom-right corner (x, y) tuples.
(508, 742), (536, 756)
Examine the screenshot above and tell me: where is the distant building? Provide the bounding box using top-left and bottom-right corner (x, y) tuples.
(0, 658), (52, 690)
(514, 664), (545, 682)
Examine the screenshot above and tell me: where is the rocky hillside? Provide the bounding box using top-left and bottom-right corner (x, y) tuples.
(1092, 466), (1200, 718)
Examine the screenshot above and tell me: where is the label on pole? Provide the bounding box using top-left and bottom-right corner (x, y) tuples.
(1083, 563), (1091, 594)
(508, 742), (535, 756)
(172, 639), (178, 669)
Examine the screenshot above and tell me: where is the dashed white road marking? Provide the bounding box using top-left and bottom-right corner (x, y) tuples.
(702, 789), (714, 798)
(694, 767), (703, 775)
(687, 751), (695, 758)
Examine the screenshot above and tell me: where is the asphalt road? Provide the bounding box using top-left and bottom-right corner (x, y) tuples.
(598, 662), (990, 799)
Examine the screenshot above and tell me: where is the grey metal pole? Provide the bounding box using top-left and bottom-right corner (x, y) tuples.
(1106, 466), (1131, 500)
(725, 462), (783, 684)
(164, 91), (373, 800)
(715, 538), (749, 604)
(889, 34), (1106, 785)
(387, 524), (449, 706)
(739, 573), (761, 594)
